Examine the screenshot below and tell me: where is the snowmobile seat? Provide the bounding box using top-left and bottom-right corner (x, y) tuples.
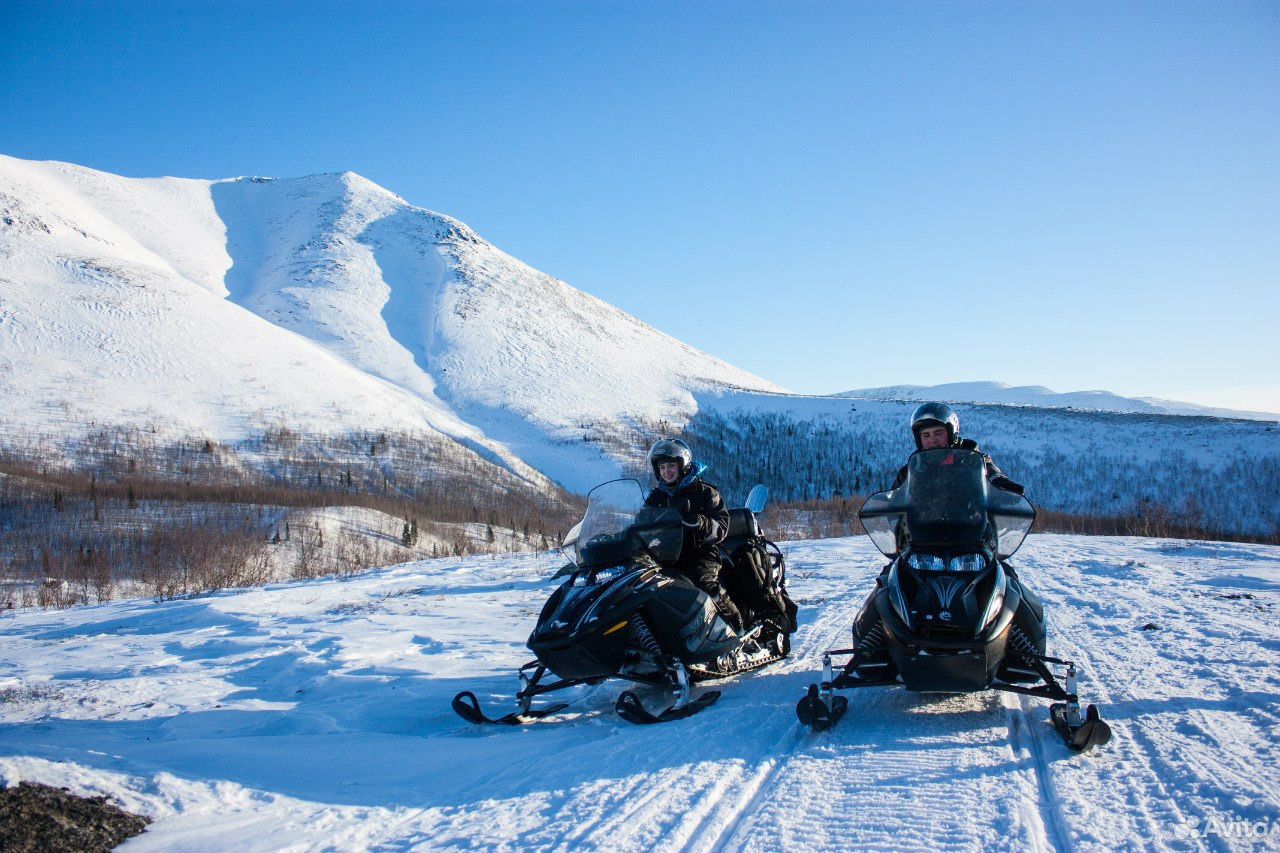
(725, 508), (759, 540)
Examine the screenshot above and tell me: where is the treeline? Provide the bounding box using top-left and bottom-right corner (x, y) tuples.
(0, 426), (582, 608)
(591, 407), (1279, 543)
(763, 496), (1279, 546)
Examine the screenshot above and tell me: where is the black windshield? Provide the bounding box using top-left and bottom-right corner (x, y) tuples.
(903, 448), (989, 547)
(859, 448), (1035, 557)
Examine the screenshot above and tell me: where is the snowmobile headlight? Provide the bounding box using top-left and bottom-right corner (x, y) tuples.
(948, 553), (987, 573)
(591, 566), (627, 585)
(906, 553), (946, 573)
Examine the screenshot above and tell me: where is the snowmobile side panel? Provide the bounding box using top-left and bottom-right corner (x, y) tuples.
(641, 574), (740, 663)
(527, 570), (663, 680)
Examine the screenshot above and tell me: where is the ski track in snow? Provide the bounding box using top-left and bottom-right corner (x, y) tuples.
(1, 534), (1278, 852)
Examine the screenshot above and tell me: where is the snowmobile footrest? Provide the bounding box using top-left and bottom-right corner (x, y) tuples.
(1051, 702), (1113, 752)
(452, 691), (569, 726)
(796, 684), (849, 732)
(614, 690), (721, 724)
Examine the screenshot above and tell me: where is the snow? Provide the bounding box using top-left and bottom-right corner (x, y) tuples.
(10, 152), (1274, 506)
(2, 533), (1277, 852)
(838, 381), (1280, 422)
(0, 154), (780, 492)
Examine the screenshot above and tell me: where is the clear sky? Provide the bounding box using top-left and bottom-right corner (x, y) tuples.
(3, 0), (1278, 412)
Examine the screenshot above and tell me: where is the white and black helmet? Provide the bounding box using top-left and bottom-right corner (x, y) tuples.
(910, 402), (960, 449)
(647, 438), (693, 481)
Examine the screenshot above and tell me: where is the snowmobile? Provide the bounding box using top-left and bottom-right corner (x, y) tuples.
(453, 479), (796, 725)
(795, 447), (1112, 752)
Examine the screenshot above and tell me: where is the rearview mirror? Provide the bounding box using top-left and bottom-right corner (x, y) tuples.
(746, 484), (769, 514)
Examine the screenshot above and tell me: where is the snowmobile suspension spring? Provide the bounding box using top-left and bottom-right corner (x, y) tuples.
(856, 623), (886, 652)
(1008, 625), (1038, 659)
(631, 616), (663, 656)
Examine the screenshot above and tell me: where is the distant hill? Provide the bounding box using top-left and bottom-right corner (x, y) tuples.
(836, 381), (1278, 422)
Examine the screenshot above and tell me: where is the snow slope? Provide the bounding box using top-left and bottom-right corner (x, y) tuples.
(0, 154), (781, 491)
(1, 534), (1276, 852)
(5, 153), (1277, 499)
(838, 381), (1280, 422)
(5, 153), (1277, 504)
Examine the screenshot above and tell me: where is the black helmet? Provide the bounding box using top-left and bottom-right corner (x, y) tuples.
(647, 438), (693, 481)
(910, 402), (960, 450)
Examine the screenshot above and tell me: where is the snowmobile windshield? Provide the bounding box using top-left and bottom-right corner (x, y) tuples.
(988, 485), (1035, 557)
(858, 448), (1035, 557)
(570, 480), (685, 568)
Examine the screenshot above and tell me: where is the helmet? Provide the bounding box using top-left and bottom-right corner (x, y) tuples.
(647, 438), (693, 482)
(909, 402), (960, 450)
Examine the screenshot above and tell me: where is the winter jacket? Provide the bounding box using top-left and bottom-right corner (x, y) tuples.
(644, 463), (730, 574)
(891, 438), (1025, 495)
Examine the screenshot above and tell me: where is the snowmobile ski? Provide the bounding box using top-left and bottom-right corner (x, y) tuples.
(451, 691), (569, 726)
(614, 689), (721, 724)
(795, 683), (848, 732)
(1051, 702), (1113, 752)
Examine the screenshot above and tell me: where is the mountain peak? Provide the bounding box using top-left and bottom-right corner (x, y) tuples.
(0, 154), (784, 489)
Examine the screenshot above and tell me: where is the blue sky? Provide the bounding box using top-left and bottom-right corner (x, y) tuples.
(3, 0), (1277, 411)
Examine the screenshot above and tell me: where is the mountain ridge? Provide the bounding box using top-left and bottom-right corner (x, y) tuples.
(837, 380), (1278, 422)
(2, 153), (1274, 506)
(0, 154), (782, 490)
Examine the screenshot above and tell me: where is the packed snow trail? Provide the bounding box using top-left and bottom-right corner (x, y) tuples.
(0, 534), (1277, 852)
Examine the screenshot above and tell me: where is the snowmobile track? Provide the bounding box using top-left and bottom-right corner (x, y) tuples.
(681, 599), (864, 853)
(1004, 694), (1074, 853)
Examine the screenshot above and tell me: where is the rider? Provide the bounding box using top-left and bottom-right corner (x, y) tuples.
(644, 438), (742, 631)
(893, 402), (1024, 494)
(853, 402), (1040, 647)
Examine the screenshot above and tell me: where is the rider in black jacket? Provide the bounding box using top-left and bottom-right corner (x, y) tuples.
(644, 439), (742, 630)
(891, 402), (1024, 494)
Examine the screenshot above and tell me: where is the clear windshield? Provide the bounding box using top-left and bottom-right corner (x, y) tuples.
(859, 448), (1035, 558)
(567, 479), (685, 569)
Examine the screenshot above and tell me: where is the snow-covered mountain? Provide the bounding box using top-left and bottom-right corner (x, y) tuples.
(3, 153), (1276, 507)
(0, 155), (781, 490)
(837, 381), (1279, 421)
(2, 534), (1277, 851)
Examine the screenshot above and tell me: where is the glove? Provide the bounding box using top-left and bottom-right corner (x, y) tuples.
(672, 498), (702, 529)
(991, 476), (1025, 495)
